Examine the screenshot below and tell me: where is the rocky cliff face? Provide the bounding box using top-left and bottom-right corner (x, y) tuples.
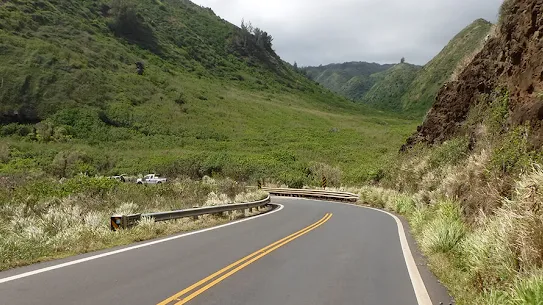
(404, 0), (543, 149)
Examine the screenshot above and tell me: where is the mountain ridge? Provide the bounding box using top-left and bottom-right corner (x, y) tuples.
(302, 18), (492, 116)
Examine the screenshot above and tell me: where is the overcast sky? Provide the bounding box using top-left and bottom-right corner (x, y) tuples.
(191, 0), (504, 66)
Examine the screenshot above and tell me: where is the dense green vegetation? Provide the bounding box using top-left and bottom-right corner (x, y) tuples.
(302, 62), (393, 100)
(303, 19), (492, 117)
(360, 63), (421, 111)
(0, 0), (418, 185)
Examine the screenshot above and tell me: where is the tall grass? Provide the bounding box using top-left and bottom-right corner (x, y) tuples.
(354, 87), (543, 303)
(355, 172), (543, 305)
(0, 175), (267, 271)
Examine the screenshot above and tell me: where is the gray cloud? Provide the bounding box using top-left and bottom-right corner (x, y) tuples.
(192, 0), (504, 66)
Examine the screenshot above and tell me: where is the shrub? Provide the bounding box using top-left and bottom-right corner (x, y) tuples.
(420, 200), (466, 254)
(490, 126), (531, 175)
(308, 162), (342, 187)
(216, 178), (244, 199)
(1, 124), (20, 136)
(488, 89), (509, 135)
(35, 120), (55, 143)
(108, 0), (159, 52)
(0, 143), (10, 163)
(428, 137), (470, 169)
(174, 93), (187, 105)
(394, 195), (417, 215)
(509, 272), (543, 305)
(280, 172), (306, 189)
(49, 150), (98, 178)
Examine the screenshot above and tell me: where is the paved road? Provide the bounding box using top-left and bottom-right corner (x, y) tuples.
(0, 197), (451, 305)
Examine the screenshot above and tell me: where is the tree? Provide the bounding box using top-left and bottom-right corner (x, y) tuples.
(108, 0), (159, 53)
(293, 62), (298, 70)
(236, 20), (273, 53)
(400, 57), (406, 64)
(240, 20), (253, 48)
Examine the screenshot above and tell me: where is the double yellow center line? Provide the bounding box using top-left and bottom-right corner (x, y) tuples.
(157, 213), (333, 305)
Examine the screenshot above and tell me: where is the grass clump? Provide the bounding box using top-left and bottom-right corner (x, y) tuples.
(420, 201), (466, 254)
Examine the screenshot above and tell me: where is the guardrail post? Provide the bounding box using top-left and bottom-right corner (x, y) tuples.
(111, 215), (122, 231)
(192, 206), (199, 220)
(121, 215), (128, 229)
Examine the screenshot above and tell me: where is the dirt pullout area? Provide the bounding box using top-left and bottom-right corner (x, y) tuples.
(404, 0), (543, 149)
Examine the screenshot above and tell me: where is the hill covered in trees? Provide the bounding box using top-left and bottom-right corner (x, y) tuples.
(0, 0), (417, 185)
(302, 62), (394, 101)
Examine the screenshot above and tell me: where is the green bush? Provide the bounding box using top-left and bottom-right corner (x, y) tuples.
(308, 162), (342, 187)
(394, 195), (417, 215)
(108, 0), (159, 52)
(280, 172), (307, 189)
(420, 200), (466, 254)
(490, 127), (531, 175)
(428, 136), (470, 169)
(488, 89), (510, 136)
(510, 272), (543, 305)
(49, 150), (100, 178)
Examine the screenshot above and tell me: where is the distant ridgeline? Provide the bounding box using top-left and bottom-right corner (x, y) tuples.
(302, 19), (493, 117)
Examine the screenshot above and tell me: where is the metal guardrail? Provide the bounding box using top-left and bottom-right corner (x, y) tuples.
(263, 188), (359, 202)
(110, 195), (271, 230)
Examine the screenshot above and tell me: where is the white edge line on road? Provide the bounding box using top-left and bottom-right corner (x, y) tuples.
(277, 197), (432, 305)
(356, 205), (433, 305)
(0, 204), (284, 284)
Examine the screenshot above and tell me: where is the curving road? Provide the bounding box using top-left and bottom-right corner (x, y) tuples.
(0, 197), (451, 305)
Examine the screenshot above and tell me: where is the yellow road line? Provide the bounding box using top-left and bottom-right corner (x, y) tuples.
(157, 213), (332, 305)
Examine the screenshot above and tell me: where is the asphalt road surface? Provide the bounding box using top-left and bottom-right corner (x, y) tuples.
(0, 197), (452, 305)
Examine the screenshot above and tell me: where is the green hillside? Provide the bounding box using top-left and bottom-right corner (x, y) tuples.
(303, 61), (422, 111)
(303, 62), (393, 100)
(0, 0), (309, 124)
(360, 63), (421, 111)
(0, 0), (418, 185)
(401, 19), (493, 114)
(303, 19), (492, 116)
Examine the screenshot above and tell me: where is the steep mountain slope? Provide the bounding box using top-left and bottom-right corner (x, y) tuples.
(391, 2), (543, 303)
(0, 0), (304, 125)
(303, 62), (394, 100)
(405, 0), (543, 148)
(0, 0), (418, 184)
(401, 19), (493, 114)
(303, 19), (491, 116)
(360, 63), (421, 110)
